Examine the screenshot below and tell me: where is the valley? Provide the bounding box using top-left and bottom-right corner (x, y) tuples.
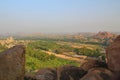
(0, 31), (117, 73)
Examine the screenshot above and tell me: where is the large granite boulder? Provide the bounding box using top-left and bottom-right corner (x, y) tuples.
(35, 68), (57, 80)
(80, 58), (107, 71)
(57, 65), (86, 80)
(106, 35), (120, 72)
(80, 68), (113, 80)
(0, 45), (25, 80)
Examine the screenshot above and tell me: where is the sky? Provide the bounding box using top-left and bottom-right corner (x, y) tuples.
(0, 0), (120, 33)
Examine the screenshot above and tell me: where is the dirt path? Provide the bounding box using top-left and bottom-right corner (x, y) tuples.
(42, 51), (88, 62)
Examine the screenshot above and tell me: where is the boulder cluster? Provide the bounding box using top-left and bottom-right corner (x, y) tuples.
(0, 35), (120, 80)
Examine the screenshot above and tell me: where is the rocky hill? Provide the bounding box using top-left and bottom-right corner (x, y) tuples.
(93, 31), (117, 40)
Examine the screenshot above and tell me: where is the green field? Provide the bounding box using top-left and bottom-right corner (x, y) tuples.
(25, 45), (79, 72)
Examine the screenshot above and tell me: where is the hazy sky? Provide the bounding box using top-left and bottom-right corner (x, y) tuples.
(0, 0), (120, 33)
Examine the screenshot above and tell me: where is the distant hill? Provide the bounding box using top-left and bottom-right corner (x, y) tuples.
(93, 31), (117, 40)
(0, 32), (118, 42)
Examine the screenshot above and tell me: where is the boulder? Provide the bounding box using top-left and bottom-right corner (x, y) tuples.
(35, 68), (57, 80)
(80, 58), (107, 71)
(24, 75), (36, 80)
(106, 35), (120, 71)
(57, 65), (86, 80)
(80, 68), (113, 80)
(0, 45), (25, 80)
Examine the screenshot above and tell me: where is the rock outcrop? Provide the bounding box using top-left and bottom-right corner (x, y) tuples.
(0, 45), (25, 80)
(33, 65), (86, 80)
(106, 35), (120, 72)
(93, 31), (116, 40)
(80, 68), (113, 80)
(80, 35), (120, 80)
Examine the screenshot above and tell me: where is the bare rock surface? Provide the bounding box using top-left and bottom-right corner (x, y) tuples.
(0, 45), (25, 80)
(80, 68), (113, 80)
(106, 35), (120, 71)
